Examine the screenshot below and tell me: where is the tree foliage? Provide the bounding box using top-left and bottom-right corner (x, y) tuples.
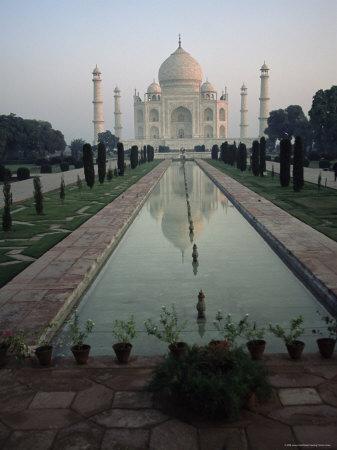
(293, 136), (304, 192)
(97, 141), (106, 184)
(70, 139), (85, 161)
(309, 86), (337, 156)
(97, 130), (119, 152)
(279, 138), (292, 187)
(83, 143), (95, 188)
(0, 114), (66, 162)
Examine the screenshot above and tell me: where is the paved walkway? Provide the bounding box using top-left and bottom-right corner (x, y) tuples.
(0, 161), (117, 207)
(198, 160), (337, 312)
(0, 354), (336, 449)
(0, 160), (170, 343)
(266, 161), (337, 190)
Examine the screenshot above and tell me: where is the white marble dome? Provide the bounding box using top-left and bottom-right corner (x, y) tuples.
(158, 46), (203, 85)
(201, 81), (215, 92)
(147, 81), (161, 94)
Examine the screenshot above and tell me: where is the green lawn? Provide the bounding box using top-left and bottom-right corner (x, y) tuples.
(207, 160), (337, 243)
(0, 161), (159, 287)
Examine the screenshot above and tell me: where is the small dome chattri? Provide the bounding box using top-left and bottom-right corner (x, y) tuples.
(201, 81), (216, 93)
(261, 62), (269, 70)
(92, 65), (101, 74)
(147, 81), (161, 94)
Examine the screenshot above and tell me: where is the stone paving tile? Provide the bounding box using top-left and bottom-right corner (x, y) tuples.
(71, 383), (114, 417)
(29, 391), (76, 409)
(15, 369), (93, 392)
(269, 373), (324, 388)
(93, 369), (153, 391)
(2, 430), (56, 450)
(293, 425), (337, 449)
(198, 160), (337, 301)
(101, 428), (150, 450)
(149, 419), (198, 450)
(268, 404), (337, 425)
(112, 391), (153, 409)
(198, 427), (248, 450)
(1, 409), (82, 430)
(246, 422), (297, 450)
(279, 388), (322, 406)
(0, 422), (10, 448)
(52, 420), (104, 450)
(318, 381), (337, 407)
(92, 408), (168, 429)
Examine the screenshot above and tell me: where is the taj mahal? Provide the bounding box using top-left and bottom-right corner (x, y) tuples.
(92, 36), (270, 149)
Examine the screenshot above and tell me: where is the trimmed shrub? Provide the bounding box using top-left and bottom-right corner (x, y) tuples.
(33, 177), (43, 214)
(83, 143), (95, 188)
(74, 160), (83, 169)
(60, 162), (69, 172)
(149, 346), (271, 420)
(211, 145), (219, 160)
(237, 143), (247, 171)
(60, 175), (65, 203)
(251, 140), (260, 176)
(319, 159), (331, 169)
(97, 141), (107, 183)
(147, 145), (154, 162)
(16, 167), (30, 180)
(130, 145), (139, 169)
(0, 165), (12, 181)
(279, 138), (291, 187)
(117, 142), (125, 175)
(273, 156), (280, 162)
(40, 164), (52, 174)
(293, 136), (304, 192)
(2, 179), (12, 232)
(259, 137), (266, 176)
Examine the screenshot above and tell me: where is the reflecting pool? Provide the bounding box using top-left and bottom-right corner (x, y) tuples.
(56, 161), (328, 355)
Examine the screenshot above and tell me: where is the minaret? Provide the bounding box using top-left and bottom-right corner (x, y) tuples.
(114, 86), (122, 139)
(92, 65), (105, 145)
(240, 83), (248, 139)
(259, 62), (270, 137)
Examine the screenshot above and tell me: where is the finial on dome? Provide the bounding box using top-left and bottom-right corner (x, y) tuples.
(178, 33), (181, 48)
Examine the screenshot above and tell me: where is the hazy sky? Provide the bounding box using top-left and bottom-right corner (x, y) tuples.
(1, 0), (336, 144)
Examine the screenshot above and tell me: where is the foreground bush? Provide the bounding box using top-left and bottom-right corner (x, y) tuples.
(60, 162), (69, 172)
(149, 345), (271, 420)
(16, 167), (30, 180)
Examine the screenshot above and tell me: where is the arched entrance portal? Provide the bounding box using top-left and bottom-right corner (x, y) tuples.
(171, 106), (192, 139)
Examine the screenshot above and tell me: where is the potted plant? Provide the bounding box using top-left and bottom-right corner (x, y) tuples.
(145, 305), (187, 359)
(312, 310), (336, 358)
(269, 316), (305, 360)
(68, 312), (95, 365)
(212, 311), (249, 350)
(112, 316), (136, 364)
(0, 330), (13, 367)
(244, 321), (266, 360)
(35, 325), (55, 367)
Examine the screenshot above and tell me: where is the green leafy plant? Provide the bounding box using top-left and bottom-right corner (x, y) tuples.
(33, 176), (43, 214)
(149, 345), (271, 419)
(2, 178), (12, 232)
(76, 174), (82, 190)
(68, 311), (95, 347)
(145, 305), (187, 345)
(4, 331), (29, 360)
(213, 311), (249, 347)
(112, 316), (136, 343)
(312, 310), (337, 340)
(244, 321), (265, 341)
(269, 316), (304, 345)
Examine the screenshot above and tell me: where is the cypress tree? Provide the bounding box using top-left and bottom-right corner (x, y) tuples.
(220, 142), (226, 162)
(147, 145), (154, 162)
(211, 145), (219, 160)
(251, 140), (260, 176)
(2, 178), (12, 232)
(97, 141), (106, 184)
(143, 145), (147, 162)
(237, 143), (247, 171)
(259, 137), (266, 176)
(130, 145), (139, 169)
(279, 138), (291, 187)
(231, 142), (237, 166)
(117, 142), (125, 175)
(83, 143), (95, 188)
(33, 177), (43, 214)
(76, 174), (82, 190)
(60, 175), (65, 203)
(293, 136), (304, 192)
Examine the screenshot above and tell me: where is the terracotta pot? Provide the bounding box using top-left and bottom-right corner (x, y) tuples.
(71, 344), (91, 365)
(169, 342), (188, 359)
(113, 342), (132, 364)
(208, 340), (230, 351)
(246, 340), (266, 360)
(286, 340), (305, 360)
(0, 345), (9, 368)
(317, 338), (336, 359)
(35, 345), (53, 367)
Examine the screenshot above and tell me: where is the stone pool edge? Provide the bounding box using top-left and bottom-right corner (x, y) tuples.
(0, 160), (171, 344)
(196, 159), (337, 315)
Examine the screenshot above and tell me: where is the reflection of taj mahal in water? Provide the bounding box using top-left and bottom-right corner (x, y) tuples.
(147, 162), (229, 256)
(93, 36), (270, 149)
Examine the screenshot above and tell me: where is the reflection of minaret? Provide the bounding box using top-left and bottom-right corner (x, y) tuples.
(240, 83), (248, 139)
(92, 65), (105, 145)
(114, 86), (122, 139)
(259, 62), (270, 137)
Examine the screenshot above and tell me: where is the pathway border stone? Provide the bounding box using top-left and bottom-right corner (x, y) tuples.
(197, 160), (337, 314)
(0, 161), (170, 343)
